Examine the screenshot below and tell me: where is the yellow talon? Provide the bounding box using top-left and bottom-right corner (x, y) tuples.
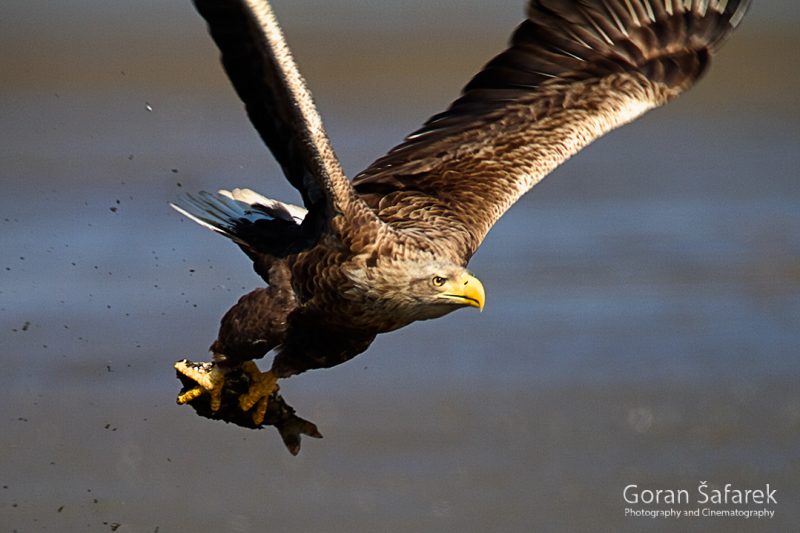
(238, 361), (279, 425)
(252, 397), (269, 427)
(174, 359), (280, 426)
(174, 359), (225, 412)
(176, 385), (206, 405)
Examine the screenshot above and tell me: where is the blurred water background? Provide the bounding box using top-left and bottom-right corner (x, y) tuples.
(1, 1), (799, 531)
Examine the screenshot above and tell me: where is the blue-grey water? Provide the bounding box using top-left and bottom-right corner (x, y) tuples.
(1, 1), (799, 531)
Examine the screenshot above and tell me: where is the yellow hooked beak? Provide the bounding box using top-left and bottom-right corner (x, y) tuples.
(438, 272), (486, 311)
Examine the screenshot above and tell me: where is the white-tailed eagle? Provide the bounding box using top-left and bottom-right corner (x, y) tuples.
(172, 0), (751, 454)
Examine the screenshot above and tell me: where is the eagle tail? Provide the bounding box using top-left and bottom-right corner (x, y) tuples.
(171, 188), (309, 254)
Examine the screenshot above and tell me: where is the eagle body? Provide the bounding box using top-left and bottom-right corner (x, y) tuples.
(191, 198), (476, 378)
(173, 0), (751, 453)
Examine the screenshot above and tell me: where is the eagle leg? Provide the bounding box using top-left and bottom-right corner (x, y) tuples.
(174, 359), (225, 412)
(238, 361), (279, 426)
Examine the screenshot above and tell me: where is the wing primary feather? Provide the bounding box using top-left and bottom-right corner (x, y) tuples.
(641, 0), (656, 22)
(551, 45), (587, 62)
(600, 0), (631, 36)
(560, 25), (595, 49)
(576, 6), (616, 45)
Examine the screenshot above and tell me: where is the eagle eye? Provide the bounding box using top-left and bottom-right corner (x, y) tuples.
(432, 275), (447, 287)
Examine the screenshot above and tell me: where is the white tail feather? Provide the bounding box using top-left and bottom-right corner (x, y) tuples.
(170, 189), (307, 242)
(218, 188), (307, 223)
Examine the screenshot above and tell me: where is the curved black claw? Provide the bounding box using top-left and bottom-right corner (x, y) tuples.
(176, 360), (322, 454)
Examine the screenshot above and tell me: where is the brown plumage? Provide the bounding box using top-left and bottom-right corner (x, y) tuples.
(173, 0), (750, 454)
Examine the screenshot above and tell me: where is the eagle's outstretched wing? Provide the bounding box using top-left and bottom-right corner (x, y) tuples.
(353, 0), (751, 260)
(192, 0), (378, 254)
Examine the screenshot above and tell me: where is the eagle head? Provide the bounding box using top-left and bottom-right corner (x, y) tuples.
(400, 264), (486, 325)
(422, 265), (485, 312)
(359, 257), (486, 325)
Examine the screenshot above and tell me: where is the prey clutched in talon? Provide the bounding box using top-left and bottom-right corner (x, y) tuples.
(175, 359), (279, 426)
(174, 359), (225, 412)
(238, 361), (279, 426)
(174, 362), (323, 454)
